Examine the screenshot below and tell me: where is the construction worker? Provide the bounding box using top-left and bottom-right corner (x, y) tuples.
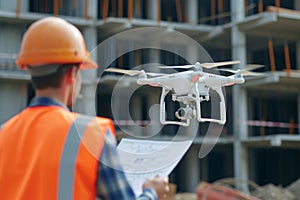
(0, 17), (169, 200)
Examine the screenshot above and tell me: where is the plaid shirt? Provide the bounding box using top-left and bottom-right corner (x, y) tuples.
(29, 97), (157, 200)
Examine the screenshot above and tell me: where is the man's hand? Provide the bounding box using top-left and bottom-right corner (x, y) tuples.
(142, 175), (170, 200)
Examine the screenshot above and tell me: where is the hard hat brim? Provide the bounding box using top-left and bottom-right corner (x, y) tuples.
(80, 55), (98, 69)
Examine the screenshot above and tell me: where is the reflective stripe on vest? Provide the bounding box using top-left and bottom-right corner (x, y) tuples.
(58, 115), (93, 200)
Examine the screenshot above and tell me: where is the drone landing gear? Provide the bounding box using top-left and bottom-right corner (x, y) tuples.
(159, 84), (226, 126)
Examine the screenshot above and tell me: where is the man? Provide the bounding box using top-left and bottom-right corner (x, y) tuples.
(0, 17), (169, 200)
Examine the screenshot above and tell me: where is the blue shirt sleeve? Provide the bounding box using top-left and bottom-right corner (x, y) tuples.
(96, 131), (157, 200)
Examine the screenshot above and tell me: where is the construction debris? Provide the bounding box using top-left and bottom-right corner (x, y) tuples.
(197, 182), (259, 200)
(287, 178), (300, 200)
(167, 178), (300, 200)
(175, 193), (197, 200)
(251, 184), (295, 200)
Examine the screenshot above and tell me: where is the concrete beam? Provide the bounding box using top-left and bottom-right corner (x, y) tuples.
(296, 41), (300, 69)
(0, 10), (94, 27)
(298, 94), (300, 134)
(0, 71), (30, 80)
(243, 135), (300, 148)
(238, 12), (277, 30)
(241, 73), (280, 87)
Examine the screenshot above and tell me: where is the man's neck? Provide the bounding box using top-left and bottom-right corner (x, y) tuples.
(35, 87), (69, 106)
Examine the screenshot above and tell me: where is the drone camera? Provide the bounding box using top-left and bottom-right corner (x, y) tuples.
(175, 107), (195, 120)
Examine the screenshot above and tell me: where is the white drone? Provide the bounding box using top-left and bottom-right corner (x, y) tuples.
(105, 61), (262, 126)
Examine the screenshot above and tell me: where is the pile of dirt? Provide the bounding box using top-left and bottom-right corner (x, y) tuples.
(175, 193), (197, 200)
(286, 179), (300, 200)
(251, 184), (295, 200)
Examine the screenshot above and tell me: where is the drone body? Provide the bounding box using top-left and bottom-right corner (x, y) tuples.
(137, 69), (245, 126)
(105, 62), (262, 126)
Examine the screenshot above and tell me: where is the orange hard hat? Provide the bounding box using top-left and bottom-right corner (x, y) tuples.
(16, 17), (97, 70)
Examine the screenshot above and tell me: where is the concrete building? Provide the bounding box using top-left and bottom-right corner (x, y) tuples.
(1, 0), (300, 193)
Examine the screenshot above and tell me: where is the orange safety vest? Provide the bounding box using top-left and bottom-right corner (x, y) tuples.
(0, 105), (116, 200)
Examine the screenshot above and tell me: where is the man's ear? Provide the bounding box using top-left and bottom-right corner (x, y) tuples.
(65, 66), (77, 84)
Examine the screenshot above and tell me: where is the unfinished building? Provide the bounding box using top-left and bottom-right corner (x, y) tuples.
(1, 0), (300, 193)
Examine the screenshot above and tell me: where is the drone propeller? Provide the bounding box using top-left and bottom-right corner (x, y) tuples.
(159, 61), (240, 69)
(219, 64), (264, 76)
(219, 64), (265, 76)
(243, 64), (265, 71)
(105, 68), (142, 76)
(104, 68), (166, 76)
(201, 61), (240, 68)
(218, 69), (263, 76)
(159, 65), (194, 69)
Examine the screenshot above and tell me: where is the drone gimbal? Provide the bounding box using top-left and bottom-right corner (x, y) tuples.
(159, 82), (226, 126)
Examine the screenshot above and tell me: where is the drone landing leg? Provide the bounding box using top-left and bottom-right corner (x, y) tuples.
(197, 86), (226, 125)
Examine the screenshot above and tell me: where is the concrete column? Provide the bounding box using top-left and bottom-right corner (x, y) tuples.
(231, 0), (249, 193)
(21, 0), (29, 12)
(296, 41), (300, 70)
(183, 144), (200, 192)
(231, 0), (245, 22)
(298, 94), (300, 134)
(199, 156), (209, 181)
(186, 0), (198, 25)
(147, 0), (158, 20)
(0, 80), (27, 124)
(296, 42), (300, 133)
(233, 141), (249, 192)
(294, 0), (299, 10)
(73, 26), (98, 115)
(89, 0), (98, 19)
(248, 148), (256, 181)
(248, 93), (253, 136)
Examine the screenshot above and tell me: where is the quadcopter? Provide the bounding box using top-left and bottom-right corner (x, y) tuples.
(105, 61), (263, 126)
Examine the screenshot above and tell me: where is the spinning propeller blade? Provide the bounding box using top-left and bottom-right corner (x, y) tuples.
(159, 65), (194, 69)
(159, 60), (240, 69)
(244, 64), (265, 71)
(240, 71), (263, 76)
(201, 61), (240, 68)
(219, 64), (265, 76)
(104, 68), (142, 76)
(105, 68), (166, 77)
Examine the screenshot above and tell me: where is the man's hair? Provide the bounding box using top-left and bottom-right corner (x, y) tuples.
(31, 64), (79, 90)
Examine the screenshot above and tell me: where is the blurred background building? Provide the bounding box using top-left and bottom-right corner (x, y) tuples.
(1, 0), (300, 194)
